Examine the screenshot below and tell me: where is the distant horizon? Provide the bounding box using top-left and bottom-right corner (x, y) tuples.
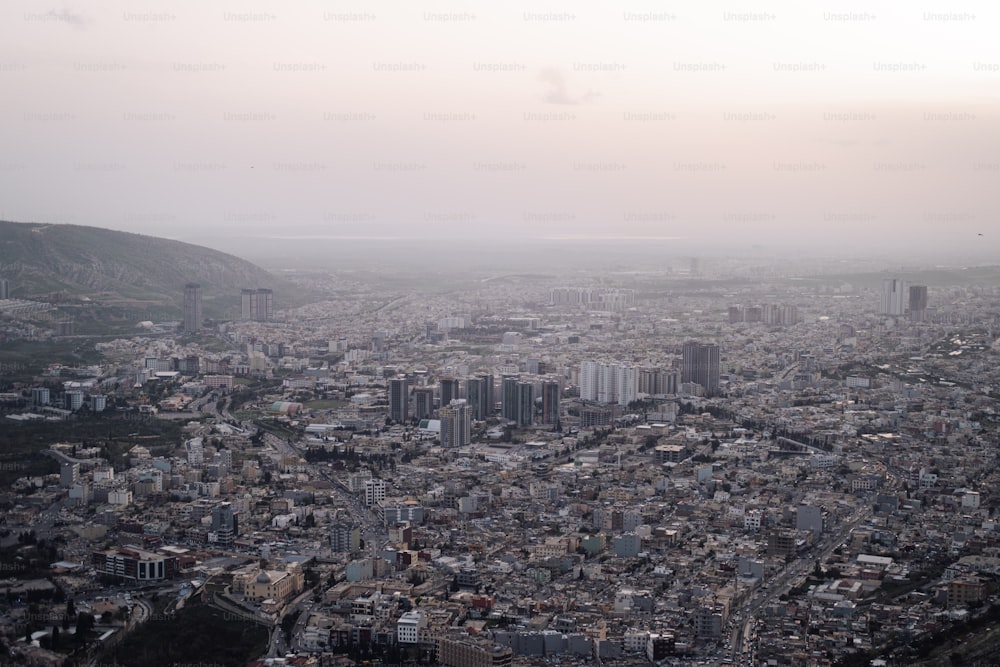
(1, 0), (996, 255)
(4, 217), (998, 270)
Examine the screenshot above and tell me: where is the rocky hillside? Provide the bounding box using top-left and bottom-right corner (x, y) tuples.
(0, 220), (292, 314)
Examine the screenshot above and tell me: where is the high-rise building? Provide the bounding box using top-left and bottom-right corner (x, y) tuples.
(880, 278), (907, 316)
(211, 502), (239, 546)
(30, 387), (50, 406)
(638, 367), (679, 396)
(364, 478), (386, 507)
(541, 381), (560, 425)
(909, 285), (928, 322)
(579, 361), (600, 402)
(579, 361), (638, 406)
(515, 381), (534, 427)
(501, 376), (519, 422)
(465, 375), (493, 421)
(681, 342), (720, 396)
(440, 399), (472, 447)
(64, 391), (84, 411)
(389, 378), (409, 423)
(0, 278), (8, 300)
(60, 462), (79, 488)
(438, 377), (460, 412)
(413, 388), (434, 421)
(330, 522), (361, 554)
(183, 283), (203, 332)
(524, 358), (546, 375)
(186, 437), (204, 466)
(255, 288), (273, 321)
(241, 289), (255, 320)
(241, 288), (274, 321)
(617, 366), (638, 407)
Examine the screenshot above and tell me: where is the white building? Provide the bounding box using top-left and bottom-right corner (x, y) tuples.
(186, 437), (204, 466)
(579, 361), (638, 407)
(364, 478), (386, 507)
(880, 278), (907, 316)
(108, 489), (132, 506)
(396, 610), (426, 644)
(962, 491), (981, 509)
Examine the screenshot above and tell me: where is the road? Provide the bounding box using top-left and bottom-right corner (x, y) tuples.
(263, 432), (387, 554)
(729, 508), (872, 663)
(256, 431), (387, 656)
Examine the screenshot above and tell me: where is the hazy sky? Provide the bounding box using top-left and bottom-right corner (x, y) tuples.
(1, 1), (997, 257)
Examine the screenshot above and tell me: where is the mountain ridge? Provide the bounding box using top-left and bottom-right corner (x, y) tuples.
(0, 220), (299, 316)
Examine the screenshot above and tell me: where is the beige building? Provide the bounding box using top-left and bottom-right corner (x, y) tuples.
(233, 564), (304, 604)
(947, 578), (985, 608)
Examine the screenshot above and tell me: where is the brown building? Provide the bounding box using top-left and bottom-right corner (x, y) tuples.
(438, 638), (513, 667)
(766, 529), (796, 557)
(947, 578), (985, 608)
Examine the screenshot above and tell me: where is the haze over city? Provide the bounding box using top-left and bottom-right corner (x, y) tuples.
(6, 4), (1000, 666)
(1, 0), (997, 262)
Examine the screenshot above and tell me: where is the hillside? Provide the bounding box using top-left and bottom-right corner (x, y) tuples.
(0, 220), (300, 317)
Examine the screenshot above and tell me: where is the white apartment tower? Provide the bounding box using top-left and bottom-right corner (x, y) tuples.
(579, 361), (638, 407)
(364, 478), (386, 507)
(880, 278), (907, 316)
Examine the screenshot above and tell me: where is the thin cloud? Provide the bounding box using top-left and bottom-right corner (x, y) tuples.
(47, 7), (91, 28)
(539, 67), (600, 105)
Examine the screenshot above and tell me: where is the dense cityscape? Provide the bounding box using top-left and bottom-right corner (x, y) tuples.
(1, 0), (997, 664)
(2, 252), (1000, 667)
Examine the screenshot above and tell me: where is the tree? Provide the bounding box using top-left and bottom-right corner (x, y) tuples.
(64, 599), (76, 629)
(76, 611), (94, 640)
(280, 610), (301, 643)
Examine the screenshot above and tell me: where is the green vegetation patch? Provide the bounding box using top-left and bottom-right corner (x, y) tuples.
(106, 601), (269, 667)
(0, 415), (182, 486)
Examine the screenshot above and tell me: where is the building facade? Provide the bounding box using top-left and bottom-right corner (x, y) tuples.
(389, 378), (409, 423)
(540, 381), (560, 425)
(681, 342), (720, 396)
(440, 399), (472, 447)
(183, 283), (203, 332)
(880, 278), (907, 316)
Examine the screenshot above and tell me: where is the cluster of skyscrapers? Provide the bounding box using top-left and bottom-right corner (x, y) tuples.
(387, 373), (561, 437)
(727, 303), (800, 326)
(549, 287), (636, 311)
(241, 287), (274, 321)
(181, 284), (275, 332)
(579, 361), (640, 407)
(579, 344), (720, 404)
(881, 278), (929, 322)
